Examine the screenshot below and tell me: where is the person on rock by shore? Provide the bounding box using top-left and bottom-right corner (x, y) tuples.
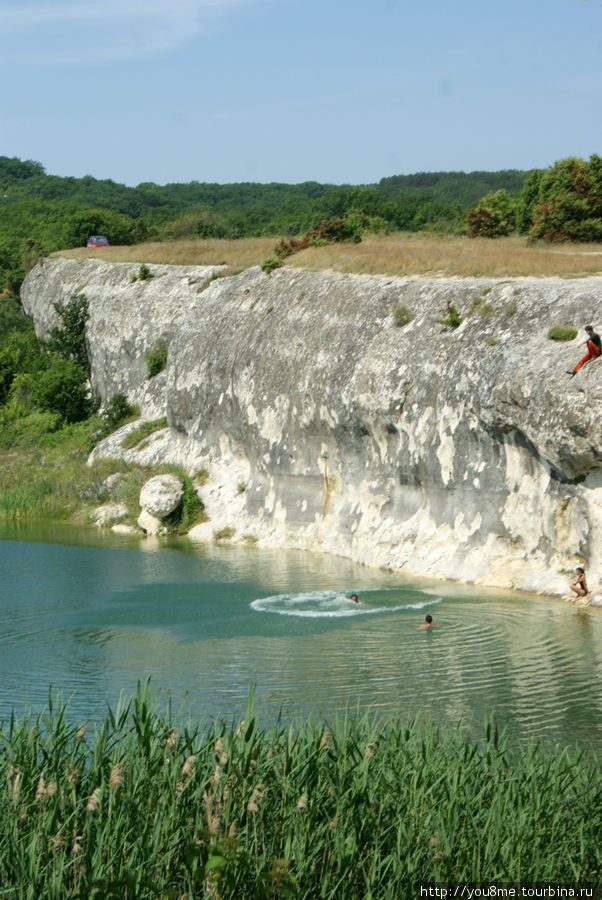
(567, 325), (601, 376)
(569, 567), (589, 599)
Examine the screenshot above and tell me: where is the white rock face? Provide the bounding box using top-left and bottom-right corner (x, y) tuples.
(137, 509), (163, 535)
(92, 503), (128, 526)
(139, 474), (184, 519)
(22, 259), (602, 595)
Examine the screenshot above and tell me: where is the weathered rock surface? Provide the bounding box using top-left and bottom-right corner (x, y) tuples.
(22, 258), (602, 594)
(91, 503), (128, 527)
(139, 474), (184, 518)
(137, 509), (164, 535)
(21, 259), (223, 417)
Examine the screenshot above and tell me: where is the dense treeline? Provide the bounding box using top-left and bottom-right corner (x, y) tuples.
(0, 156), (528, 295)
(467, 154), (602, 242)
(1, 154), (600, 301)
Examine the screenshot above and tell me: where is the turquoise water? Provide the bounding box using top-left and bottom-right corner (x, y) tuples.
(2, 521), (602, 750)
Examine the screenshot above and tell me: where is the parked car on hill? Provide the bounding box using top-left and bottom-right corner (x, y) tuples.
(86, 235), (110, 248)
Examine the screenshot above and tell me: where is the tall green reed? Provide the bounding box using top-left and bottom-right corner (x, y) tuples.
(0, 686), (600, 898)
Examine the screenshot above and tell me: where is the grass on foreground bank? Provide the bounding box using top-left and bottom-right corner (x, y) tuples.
(1, 687), (601, 898)
(55, 233), (602, 279)
(0, 412), (203, 532)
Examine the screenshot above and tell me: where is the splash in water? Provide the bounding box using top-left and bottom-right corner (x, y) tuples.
(251, 590), (441, 619)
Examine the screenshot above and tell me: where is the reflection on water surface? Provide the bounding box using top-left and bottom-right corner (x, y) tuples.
(1, 521), (602, 750)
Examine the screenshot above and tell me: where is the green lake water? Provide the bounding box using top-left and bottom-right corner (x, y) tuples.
(1, 521), (602, 750)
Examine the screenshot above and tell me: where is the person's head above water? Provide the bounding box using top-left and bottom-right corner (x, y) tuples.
(350, 594), (359, 603)
(425, 614), (432, 624)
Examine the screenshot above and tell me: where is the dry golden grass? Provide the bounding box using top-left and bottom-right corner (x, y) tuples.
(55, 238), (276, 270)
(288, 233), (602, 279)
(55, 234), (602, 279)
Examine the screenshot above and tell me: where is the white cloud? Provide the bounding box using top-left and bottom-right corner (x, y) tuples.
(0, 0), (256, 65)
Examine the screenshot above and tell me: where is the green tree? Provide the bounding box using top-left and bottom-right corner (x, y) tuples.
(29, 356), (93, 423)
(45, 293), (90, 373)
(63, 207), (136, 247)
(516, 169), (544, 234)
(527, 156), (602, 243)
(0, 329), (42, 404)
(467, 190), (517, 237)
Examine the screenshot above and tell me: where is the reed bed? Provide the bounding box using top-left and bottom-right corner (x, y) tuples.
(55, 234), (602, 279)
(1, 686), (600, 898)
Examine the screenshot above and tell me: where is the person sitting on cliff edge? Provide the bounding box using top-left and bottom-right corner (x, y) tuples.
(569, 567), (589, 600)
(567, 325), (601, 376)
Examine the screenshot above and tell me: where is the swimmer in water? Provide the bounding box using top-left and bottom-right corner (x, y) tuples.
(349, 594), (359, 604)
(419, 614), (433, 629)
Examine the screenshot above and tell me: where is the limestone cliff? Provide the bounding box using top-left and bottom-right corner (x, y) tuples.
(21, 258), (602, 594)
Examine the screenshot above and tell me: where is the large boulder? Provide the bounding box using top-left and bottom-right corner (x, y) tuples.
(139, 474), (184, 519)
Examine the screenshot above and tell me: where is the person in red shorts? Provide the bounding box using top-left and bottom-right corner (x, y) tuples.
(568, 325), (601, 376)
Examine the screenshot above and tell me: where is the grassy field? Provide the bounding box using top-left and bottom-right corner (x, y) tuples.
(1, 687), (600, 898)
(56, 233), (602, 279)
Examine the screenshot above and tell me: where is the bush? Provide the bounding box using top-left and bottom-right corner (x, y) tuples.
(131, 262), (153, 282)
(120, 417), (168, 450)
(437, 301), (463, 329)
(162, 474), (204, 534)
(261, 258), (282, 274)
(393, 304), (412, 327)
(467, 190), (517, 238)
(30, 356), (93, 423)
(102, 393), (136, 430)
(146, 339), (167, 378)
(548, 326), (578, 342)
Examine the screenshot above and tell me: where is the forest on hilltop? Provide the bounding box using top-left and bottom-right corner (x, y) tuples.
(0, 156), (529, 295)
(1, 154), (601, 299)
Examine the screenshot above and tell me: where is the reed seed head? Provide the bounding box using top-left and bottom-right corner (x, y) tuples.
(109, 764), (124, 791)
(364, 742), (377, 759)
(35, 774), (46, 804)
(72, 831), (84, 856)
(66, 764), (80, 788)
(46, 779), (57, 799)
(247, 784), (265, 813)
(320, 732), (333, 750)
(86, 787), (101, 812)
(214, 737), (224, 757)
(7, 765), (22, 799)
(76, 724), (87, 743)
(297, 792), (307, 810)
(181, 755), (197, 778)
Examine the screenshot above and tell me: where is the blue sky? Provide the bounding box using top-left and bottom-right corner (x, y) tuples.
(0, 0), (600, 186)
